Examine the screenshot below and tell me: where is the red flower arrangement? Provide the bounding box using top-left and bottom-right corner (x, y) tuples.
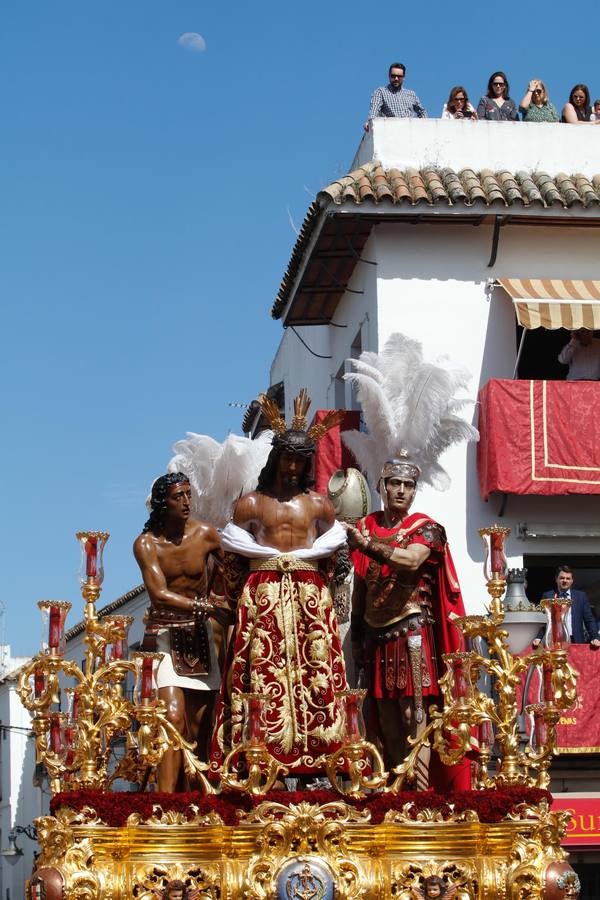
(51, 786), (550, 829)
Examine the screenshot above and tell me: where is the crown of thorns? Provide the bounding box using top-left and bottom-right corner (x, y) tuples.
(258, 388), (345, 442)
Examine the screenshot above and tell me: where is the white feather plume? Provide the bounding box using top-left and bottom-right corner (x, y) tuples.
(343, 333), (478, 491)
(166, 430), (273, 527)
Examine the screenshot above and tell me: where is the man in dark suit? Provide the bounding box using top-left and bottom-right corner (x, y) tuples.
(534, 565), (600, 648)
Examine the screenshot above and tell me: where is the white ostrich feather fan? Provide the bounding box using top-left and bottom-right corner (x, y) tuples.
(342, 333), (479, 491)
(166, 429), (273, 527)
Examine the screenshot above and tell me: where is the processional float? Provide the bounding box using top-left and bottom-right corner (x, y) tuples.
(20, 526), (581, 899)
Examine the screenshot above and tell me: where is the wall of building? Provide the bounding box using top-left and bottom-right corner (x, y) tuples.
(373, 220), (600, 610)
(271, 215), (600, 614)
(353, 117), (600, 176)
(0, 652), (39, 900)
(270, 233), (378, 415)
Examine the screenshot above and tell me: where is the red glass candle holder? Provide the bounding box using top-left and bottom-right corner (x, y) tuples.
(335, 689), (367, 743)
(445, 652), (476, 703)
(132, 653), (161, 705)
(479, 525), (510, 581)
(38, 601), (72, 656)
(105, 615), (134, 661)
(242, 693), (267, 746)
(542, 662), (555, 702)
(48, 713), (71, 762)
(478, 719), (495, 750)
(540, 597), (571, 650)
(33, 668), (45, 698)
(76, 531), (109, 587)
(526, 703), (549, 750)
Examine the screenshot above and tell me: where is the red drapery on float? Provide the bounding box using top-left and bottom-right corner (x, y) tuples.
(519, 645), (600, 753)
(477, 379), (600, 499)
(311, 409), (360, 495)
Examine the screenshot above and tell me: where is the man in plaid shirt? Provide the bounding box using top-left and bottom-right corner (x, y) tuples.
(364, 62), (427, 131)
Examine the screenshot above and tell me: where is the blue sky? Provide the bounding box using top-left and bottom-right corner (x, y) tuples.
(1, 1), (599, 657)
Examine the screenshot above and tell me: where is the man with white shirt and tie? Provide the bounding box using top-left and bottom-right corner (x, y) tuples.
(534, 565), (600, 648)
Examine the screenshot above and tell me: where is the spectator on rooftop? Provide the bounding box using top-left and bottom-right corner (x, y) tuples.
(442, 86), (478, 120)
(590, 98), (600, 121)
(477, 71), (519, 121)
(519, 79), (559, 122)
(561, 84), (599, 123)
(558, 328), (600, 381)
(364, 62), (427, 132)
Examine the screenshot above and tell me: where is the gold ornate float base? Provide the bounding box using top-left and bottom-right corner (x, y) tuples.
(29, 794), (578, 899)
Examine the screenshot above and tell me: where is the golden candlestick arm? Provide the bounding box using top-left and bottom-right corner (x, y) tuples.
(18, 531), (213, 795)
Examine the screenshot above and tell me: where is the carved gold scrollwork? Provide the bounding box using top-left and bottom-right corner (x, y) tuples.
(391, 860), (478, 899)
(242, 801), (369, 899)
(507, 802), (571, 899)
(132, 863), (221, 899)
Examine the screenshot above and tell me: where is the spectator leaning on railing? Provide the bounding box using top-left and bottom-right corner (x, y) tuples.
(519, 79), (559, 122)
(533, 566), (600, 649)
(364, 62), (427, 132)
(477, 71), (519, 121)
(442, 86), (478, 120)
(562, 84), (600, 124)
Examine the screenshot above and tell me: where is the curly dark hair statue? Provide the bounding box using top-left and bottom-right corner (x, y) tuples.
(143, 472), (190, 534)
(162, 879), (188, 899)
(256, 430), (316, 493)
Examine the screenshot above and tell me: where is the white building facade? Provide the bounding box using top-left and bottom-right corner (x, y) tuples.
(0, 649), (38, 900)
(269, 118), (600, 616)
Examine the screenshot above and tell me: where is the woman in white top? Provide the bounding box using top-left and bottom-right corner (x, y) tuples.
(442, 85), (478, 120)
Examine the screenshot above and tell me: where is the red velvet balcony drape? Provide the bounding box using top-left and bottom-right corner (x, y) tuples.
(478, 379), (600, 498)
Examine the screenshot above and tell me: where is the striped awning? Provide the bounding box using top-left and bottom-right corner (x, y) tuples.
(499, 278), (600, 330)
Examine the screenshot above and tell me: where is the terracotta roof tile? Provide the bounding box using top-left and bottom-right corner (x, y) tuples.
(318, 161), (600, 210)
(272, 161), (600, 319)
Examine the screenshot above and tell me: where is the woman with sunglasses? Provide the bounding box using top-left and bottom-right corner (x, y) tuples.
(562, 84), (599, 124)
(477, 71), (518, 121)
(442, 86), (478, 120)
(519, 79), (559, 122)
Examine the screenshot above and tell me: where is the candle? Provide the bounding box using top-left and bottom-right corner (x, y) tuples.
(345, 694), (361, 741)
(64, 723), (75, 767)
(247, 696), (265, 744)
(479, 720), (493, 749)
(543, 663), (554, 702)
(49, 607), (61, 648)
(490, 532), (505, 575)
(72, 691), (79, 720)
(453, 658), (467, 699)
(534, 711), (548, 748)
(85, 536), (98, 579)
(34, 670), (45, 698)
(141, 658), (154, 700)
(550, 604), (564, 648)
(50, 715), (62, 754)
(112, 638), (124, 660)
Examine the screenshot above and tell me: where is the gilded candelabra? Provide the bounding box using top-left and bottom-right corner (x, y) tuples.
(321, 689), (387, 798)
(17, 531), (213, 794)
(220, 693), (289, 795)
(389, 525), (578, 792)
